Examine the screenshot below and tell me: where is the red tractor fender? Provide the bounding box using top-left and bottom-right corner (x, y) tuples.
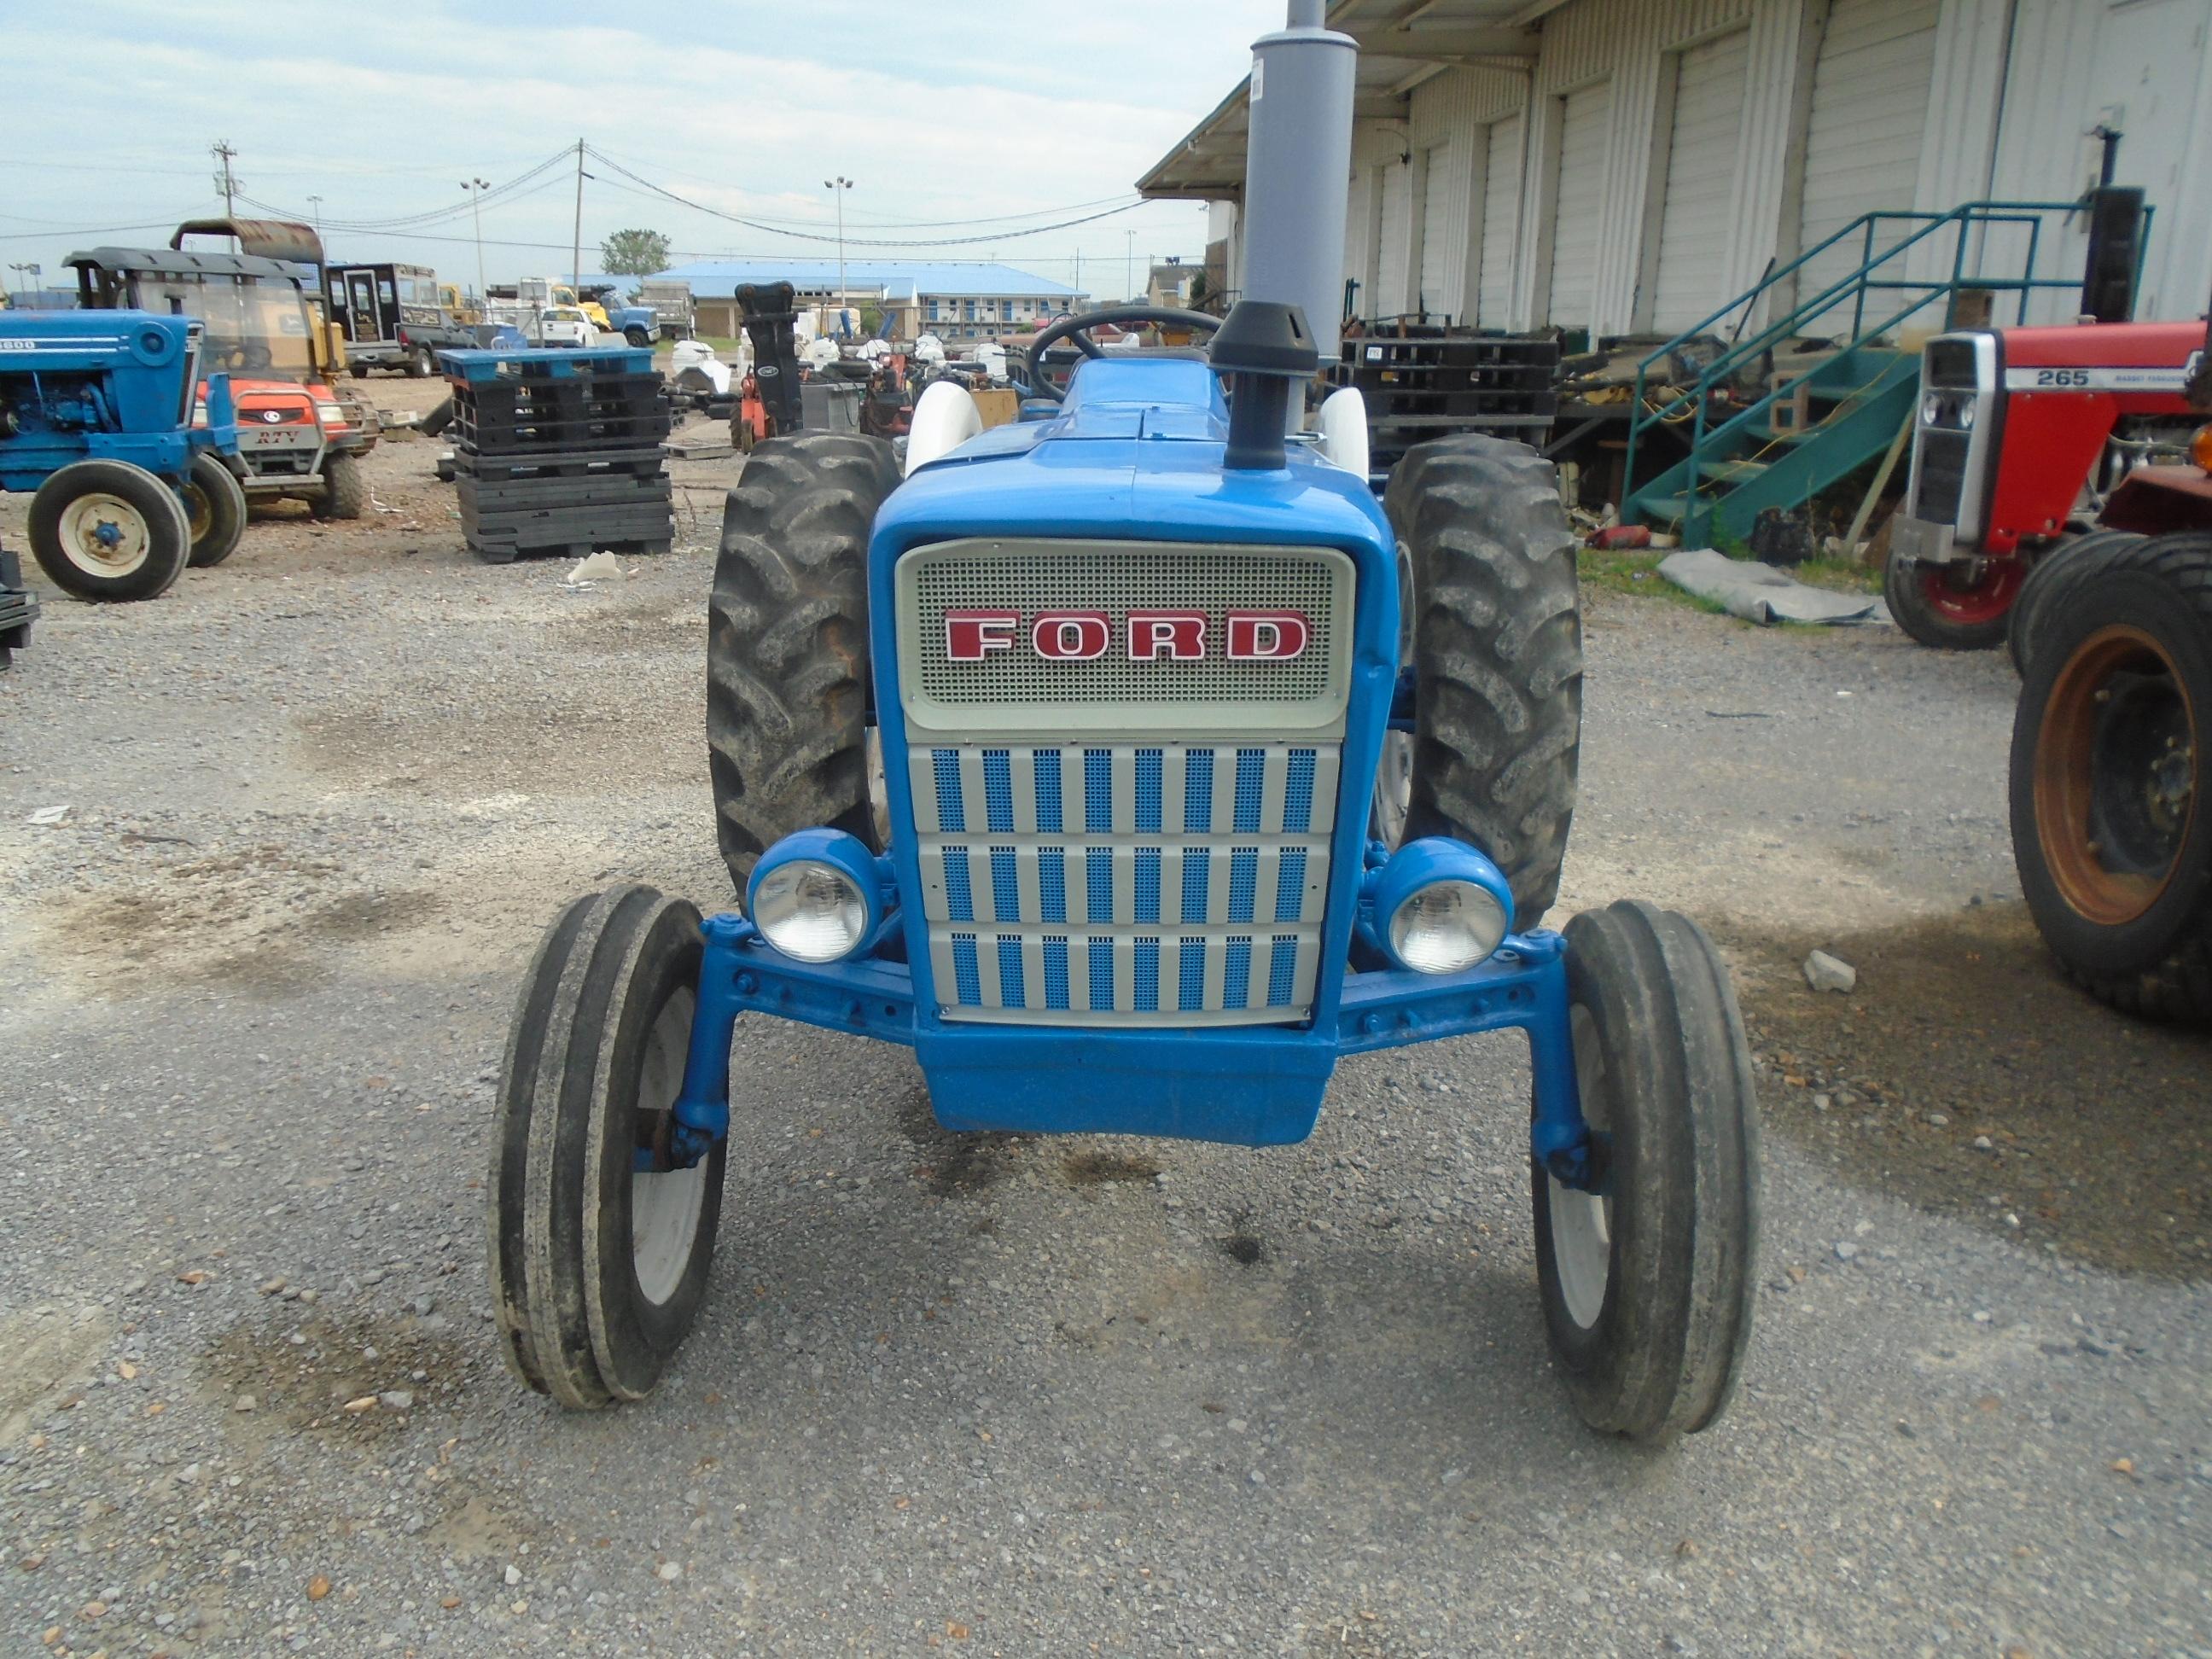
(2099, 463), (2212, 536)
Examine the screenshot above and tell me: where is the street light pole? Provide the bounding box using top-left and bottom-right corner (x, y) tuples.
(461, 177), (491, 301)
(824, 176), (853, 335)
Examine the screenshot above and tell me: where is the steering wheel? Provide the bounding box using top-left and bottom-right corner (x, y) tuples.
(1019, 304), (1224, 400)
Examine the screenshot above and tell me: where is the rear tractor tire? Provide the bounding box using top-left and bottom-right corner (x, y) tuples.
(183, 451), (248, 568)
(1884, 547), (2023, 651)
(1379, 434), (1583, 932)
(2006, 529), (2145, 677)
(488, 884), (725, 1406)
(26, 459), (192, 602)
(707, 431), (901, 894)
(1533, 900), (1761, 1442)
(2009, 533), (2212, 1022)
(311, 451), (369, 521)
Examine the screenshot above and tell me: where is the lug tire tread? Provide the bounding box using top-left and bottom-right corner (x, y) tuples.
(1383, 434), (1583, 931)
(2006, 529), (2146, 675)
(707, 432), (899, 893)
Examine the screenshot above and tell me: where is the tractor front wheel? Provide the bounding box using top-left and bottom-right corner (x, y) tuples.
(707, 431), (900, 894)
(1380, 434), (1583, 932)
(183, 452), (248, 568)
(1884, 550), (2023, 650)
(27, 459), (192, 602)
(311, 451), (369, 521)
(2010, 533), (2212, 1022)
(1533, 900), (1761, 1442)
(488, 884), (725, 1406)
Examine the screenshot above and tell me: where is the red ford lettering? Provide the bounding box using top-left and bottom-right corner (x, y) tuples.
(1225, 610), (1308, 661)
(1126, 611), (1207, 661)
(1031, 611), (1110, 661)
(946, 610), (1019, 661)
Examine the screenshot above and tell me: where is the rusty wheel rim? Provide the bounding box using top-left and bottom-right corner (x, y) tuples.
(1919, 558), (2023, 626)
(2033, 624), (2197, 927)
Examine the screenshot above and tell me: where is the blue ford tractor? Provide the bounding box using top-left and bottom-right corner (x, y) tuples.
(0, 309), (247, 602)
(489, 5), (1761, 1443)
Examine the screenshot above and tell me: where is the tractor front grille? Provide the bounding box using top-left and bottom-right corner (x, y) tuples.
(911, 741), (1339, 1026)
(1913, 428), (1973, 523)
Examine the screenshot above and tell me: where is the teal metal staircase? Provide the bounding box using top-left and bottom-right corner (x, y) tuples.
(1622, 201), (2133, 548)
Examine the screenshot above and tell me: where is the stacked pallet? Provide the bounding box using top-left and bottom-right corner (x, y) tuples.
(1327, 326), (1560, 474)
(443, 346), (672, 564)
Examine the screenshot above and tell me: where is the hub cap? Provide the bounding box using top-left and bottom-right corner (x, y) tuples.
(1548, 1004), (1613, 1330)
(56, 493), (152, 577)
(2034, 624), (2197, 926)
(630, 985), (707, 1307)
(1917, 559), (2023, 626)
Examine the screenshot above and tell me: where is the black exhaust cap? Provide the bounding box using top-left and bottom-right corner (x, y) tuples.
(1212, 300), (1319, 470)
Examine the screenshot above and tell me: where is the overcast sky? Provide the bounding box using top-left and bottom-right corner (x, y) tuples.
(0, 0), (1286, 300)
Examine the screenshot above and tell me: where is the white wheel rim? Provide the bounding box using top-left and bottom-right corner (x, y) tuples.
(1548, 1004), (1614, 1330)
(630, 985), (707, 1307)
(58, 492), (153, 577)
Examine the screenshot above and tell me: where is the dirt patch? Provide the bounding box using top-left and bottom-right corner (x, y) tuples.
(547, 593), (706, 657)
(30, 844), (447, 999)
(0, 1306), (112, 1447)
(1061, 1150), (1161, 1187)
(298, 692), (701, 797)
(894, 1089), (1027, 1196)
(1725, 900), (2212, 1278)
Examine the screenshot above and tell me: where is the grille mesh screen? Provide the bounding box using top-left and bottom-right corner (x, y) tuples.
(908, 544), (1342, 706)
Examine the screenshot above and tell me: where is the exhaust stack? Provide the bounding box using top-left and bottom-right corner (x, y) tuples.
(1238, 0), (1357, 367)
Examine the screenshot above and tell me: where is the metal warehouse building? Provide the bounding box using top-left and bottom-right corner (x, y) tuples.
(645, 260), (1086, 343)
(1143, 0), (2212, 339)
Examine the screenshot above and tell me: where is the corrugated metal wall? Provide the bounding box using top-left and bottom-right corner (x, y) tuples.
(1297, 0), (2212, 341)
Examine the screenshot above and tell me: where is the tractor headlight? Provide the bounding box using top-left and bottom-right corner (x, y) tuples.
(746, 829), (888, 963)
(1363, 837), (1515, 975)
(1958, 399), (1976, 431)
(1390, 880), (1510, 974)
(1921, 392), (1942, 426)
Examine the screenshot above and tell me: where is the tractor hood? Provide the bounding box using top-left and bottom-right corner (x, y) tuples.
(886, 357), (1389, 551)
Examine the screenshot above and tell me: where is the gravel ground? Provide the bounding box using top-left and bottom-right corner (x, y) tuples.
(1, 387), (2207, 1656)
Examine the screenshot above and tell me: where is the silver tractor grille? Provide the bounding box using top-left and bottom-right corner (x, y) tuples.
(896, 537), (1356, 1028)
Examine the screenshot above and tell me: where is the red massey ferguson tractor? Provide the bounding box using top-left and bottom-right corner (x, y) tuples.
(1893, 294), (2212, 1020)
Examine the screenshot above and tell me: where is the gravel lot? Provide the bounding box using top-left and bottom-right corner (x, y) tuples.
(2, 381), (2207, 1656)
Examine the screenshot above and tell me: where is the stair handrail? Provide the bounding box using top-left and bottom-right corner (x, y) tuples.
(1622, 198), (2137, 534)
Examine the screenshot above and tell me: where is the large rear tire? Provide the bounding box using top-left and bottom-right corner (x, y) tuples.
(1534, 901), (1761, 1441)
(27, 460), (192, 602)
(488, 884), (725, 1407)
(707, 431), (900, 894)
(183, 452), (248, 568)
(1884, 549), (2023, 650)
(311, 451), (369, 521)
(2005, 530), (2146, 676)
(2009, 533), (2212, 1022)
(1381, 434), (1582, 932)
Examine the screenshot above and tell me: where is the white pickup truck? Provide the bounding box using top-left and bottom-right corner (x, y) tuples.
(486, 302), (599, 349)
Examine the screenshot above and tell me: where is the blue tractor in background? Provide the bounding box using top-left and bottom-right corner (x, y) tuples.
(488, 4), (1761, 1445)
(0, 310), (247, 602)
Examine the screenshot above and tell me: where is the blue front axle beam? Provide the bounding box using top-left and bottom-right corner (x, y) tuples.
(661, 915), (1604, 1190)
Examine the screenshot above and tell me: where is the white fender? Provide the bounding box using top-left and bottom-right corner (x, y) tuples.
(1314, 386), (1370, 479)
(905, 380), (984, 475)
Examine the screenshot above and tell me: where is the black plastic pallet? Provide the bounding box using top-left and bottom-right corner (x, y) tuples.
(462, 504), (673, 542)
(453, 410), (671, 454)
(456, 473), (672, 512)
(451, 445), (667, 482)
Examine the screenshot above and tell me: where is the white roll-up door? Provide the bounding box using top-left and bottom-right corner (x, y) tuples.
(1650, 28), (1751, 334)
(1546, 83), (1611, 333)
(1376, 161), (1413, 317)
(1477, 115), (1522, 327)
(1417, 143), (1458, 315)
(1796, 0), (1941, 316)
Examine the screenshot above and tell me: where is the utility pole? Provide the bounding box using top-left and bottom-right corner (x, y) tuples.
(571, 138), (585, 288)
(824, 176), (853, 332)
(1126, 228), (1136, 303)
(211, 141), (240, 233)
(306, 195), (323, 243)
(462, 177), (491, 300)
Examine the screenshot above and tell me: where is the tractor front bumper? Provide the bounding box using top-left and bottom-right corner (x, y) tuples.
(1889, 512), (1970, 567)
(666, 909), (1598, 1185)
